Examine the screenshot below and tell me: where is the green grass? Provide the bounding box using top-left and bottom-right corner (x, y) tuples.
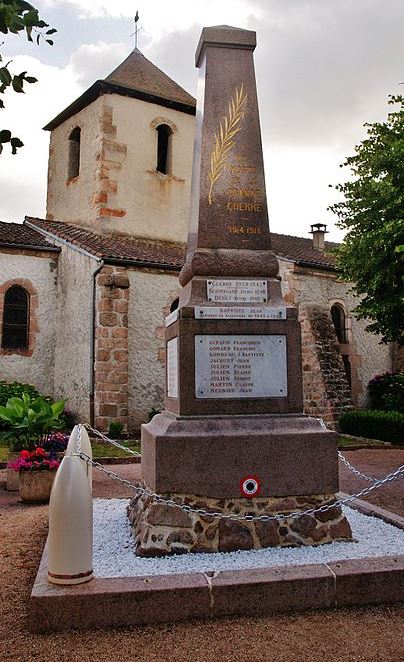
(0, 437), (141, 462)
(0, 439), (9, 462)
(337, 436), (388, 448)
(91, 439), (140, 458)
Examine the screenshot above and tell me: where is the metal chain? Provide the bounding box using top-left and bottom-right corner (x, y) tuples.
(337, 450), (380, 482)
(77, 423), (82, 455)
(76, 451), (404, 523)
(84, 423), (141, 457)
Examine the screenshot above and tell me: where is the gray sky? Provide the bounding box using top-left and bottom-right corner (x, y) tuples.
(1, 0), (403, 240)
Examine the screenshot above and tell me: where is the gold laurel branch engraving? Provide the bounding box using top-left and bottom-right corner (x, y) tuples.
(208, 84), (248, 205)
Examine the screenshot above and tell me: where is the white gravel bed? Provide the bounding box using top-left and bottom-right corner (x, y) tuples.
(93, 498), (404, 578)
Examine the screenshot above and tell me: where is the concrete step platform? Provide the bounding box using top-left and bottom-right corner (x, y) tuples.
(29, 497), (404, 633)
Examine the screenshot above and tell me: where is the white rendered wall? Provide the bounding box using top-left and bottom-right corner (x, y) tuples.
(101, 95), (194, 242)
(46, 93), (195, 244)
(128, 269), (180, 428)
(0, 251), (58, 396)
(53, 246), (96, 421)
(46, 96), (104, 227)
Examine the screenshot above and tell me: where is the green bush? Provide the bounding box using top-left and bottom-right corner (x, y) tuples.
(339, 409), (404, 445)
(0, 380), (43, 405)
(0, 393), (66, 451)
(0, 382), (51, 430)
(107, 421), (124, 439)
(367, 372), (404, 412)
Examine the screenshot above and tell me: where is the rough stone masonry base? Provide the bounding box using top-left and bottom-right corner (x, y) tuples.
(127, 487), (352, 556)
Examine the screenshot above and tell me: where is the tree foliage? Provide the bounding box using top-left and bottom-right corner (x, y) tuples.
(0, 0), (56, 154)
(329, 95), (404, 345)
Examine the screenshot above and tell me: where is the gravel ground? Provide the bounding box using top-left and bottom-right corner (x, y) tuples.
(93, 500), (404, 577)
(0, 448), (403, 662)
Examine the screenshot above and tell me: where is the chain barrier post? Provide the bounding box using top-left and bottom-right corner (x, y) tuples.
(66, 424), (93, 490)
(48, 454), (93, 585)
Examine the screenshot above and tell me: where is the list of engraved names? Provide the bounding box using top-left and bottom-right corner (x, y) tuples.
(195, 335), (287, 399)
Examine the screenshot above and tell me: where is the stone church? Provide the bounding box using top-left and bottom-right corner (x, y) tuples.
(0, 48), (397, 431)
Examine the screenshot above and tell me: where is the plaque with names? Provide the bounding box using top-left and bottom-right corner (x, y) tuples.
(194, 306), (286, 320)
(165, 309), (179, 327)
(206, 279), (267, 303)
(195, 335), (287, 399)
(167, 337), (178, 398)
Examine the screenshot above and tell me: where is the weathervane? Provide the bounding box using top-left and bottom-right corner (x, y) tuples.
(131, 10), (142, 49)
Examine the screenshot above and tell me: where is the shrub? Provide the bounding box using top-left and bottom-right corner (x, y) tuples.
(367, 372), (404, 412)
(0, 381), (43, 406)
(147, 406), (161, 421)
(107, 421), (124, 439)
(339, 409), (404, 445)
(0, 394), (66, 451)
(62, 408), (78, 431)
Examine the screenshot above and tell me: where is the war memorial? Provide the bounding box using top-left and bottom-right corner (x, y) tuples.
(29, 26), (403, 633)
(127, 25), (352, 555)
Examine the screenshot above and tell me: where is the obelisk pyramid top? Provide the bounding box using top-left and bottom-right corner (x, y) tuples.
(195, 25), (256, 66)
(180, 25), (278, 286)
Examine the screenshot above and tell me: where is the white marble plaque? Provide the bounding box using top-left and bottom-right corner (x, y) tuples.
(195, 335), (287, 399)
(206, 279), (267, 303)
(167, 337), (178, 398)
(194, 306), (286, 320)
(165, 309), (179, 327)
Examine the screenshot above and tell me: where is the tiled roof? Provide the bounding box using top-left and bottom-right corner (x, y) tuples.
(105, 48), (196, 108)
(25, 217), (185, 269)
(0, 221), (60, 251)
(271, 233), (337, 270)
(44, 49), (196, 131)
(25, 217), (338, 271)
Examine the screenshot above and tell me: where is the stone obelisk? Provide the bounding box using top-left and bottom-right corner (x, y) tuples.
(128, 26), (352, 556)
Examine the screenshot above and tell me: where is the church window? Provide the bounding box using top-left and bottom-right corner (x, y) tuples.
(170, 297), (179, 312)
(68, 127), (81, 179)
(1, 285), (29, 349)
(156, 124), (172, 174)
(331, 303), (347, 344)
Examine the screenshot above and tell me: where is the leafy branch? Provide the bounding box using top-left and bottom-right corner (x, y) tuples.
(0, 0), (56, 155)
(208, 83), (247, 205)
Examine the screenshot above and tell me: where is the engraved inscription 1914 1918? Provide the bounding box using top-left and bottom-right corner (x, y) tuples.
(131, 26), (352, 557)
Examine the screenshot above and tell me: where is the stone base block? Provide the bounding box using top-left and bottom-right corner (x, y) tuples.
(141, 413), (339, 497)
(127, 485), (353, 557)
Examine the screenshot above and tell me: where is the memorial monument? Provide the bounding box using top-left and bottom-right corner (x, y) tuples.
(128, 25), (352, 555)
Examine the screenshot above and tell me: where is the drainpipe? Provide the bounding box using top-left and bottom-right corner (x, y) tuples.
(90, 259), (105, 426)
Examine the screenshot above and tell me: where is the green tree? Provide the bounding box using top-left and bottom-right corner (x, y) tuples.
(0, 0), (56, 154)
(329, 94), (404, 345)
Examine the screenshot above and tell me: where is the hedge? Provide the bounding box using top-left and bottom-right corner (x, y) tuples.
(339, 409), (404, 445)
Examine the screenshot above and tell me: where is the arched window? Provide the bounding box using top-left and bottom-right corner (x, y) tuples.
(156, 124), (172, 174)
(331, 303), (347, 344)
(2, 286), (29, 349)
(68, 127), (81, 179)
(170, 297), (179, 312)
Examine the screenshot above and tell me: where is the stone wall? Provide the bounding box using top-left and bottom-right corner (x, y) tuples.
(300, 305), (352, 425)
(278, 258), (392, 412)
(0, 249), (58, 396)
(94, 266), (130, 431)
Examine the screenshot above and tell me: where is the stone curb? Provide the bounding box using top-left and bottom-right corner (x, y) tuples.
(30, 503), (404, 633)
